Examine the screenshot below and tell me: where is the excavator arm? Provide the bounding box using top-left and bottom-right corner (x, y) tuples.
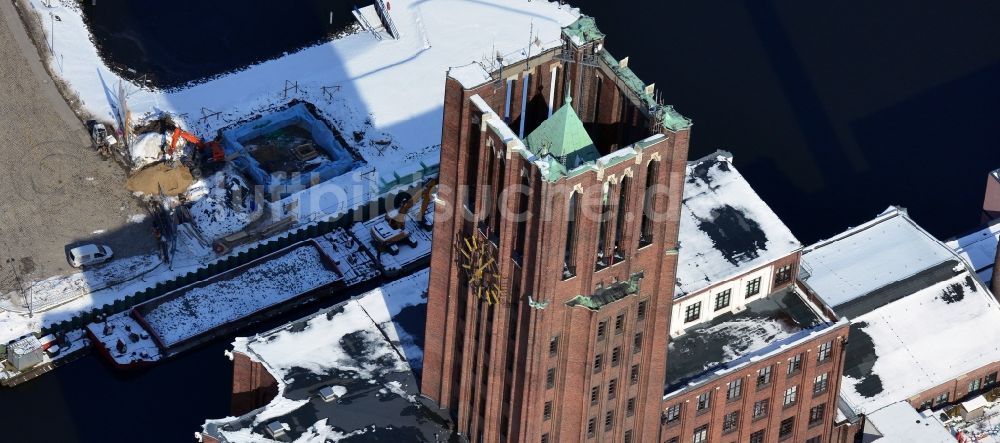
(386, 177), (438, 229)
(168, 127), (204, 155)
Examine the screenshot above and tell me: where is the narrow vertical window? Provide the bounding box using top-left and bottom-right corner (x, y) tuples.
(518, 73), (531, 137)
(613, 176), (630, 261)
(596, 181), (614, 270)
(548, 65), (558, 117)
(563, 192), (580, 279)
(464, 120), (482, 211)
(504, 78), (514, 122)
(639, 160), (659, 247)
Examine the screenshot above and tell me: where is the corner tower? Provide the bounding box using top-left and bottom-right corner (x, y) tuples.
(422, 16), (692, 442)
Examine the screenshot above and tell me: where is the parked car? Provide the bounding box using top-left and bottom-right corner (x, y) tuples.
(67, 244), (113, 268)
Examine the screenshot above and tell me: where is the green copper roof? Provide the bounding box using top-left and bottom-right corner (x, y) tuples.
(566, 272), (644, 311)
(563, 15), (604, 46)
(525, 97), (600, 172)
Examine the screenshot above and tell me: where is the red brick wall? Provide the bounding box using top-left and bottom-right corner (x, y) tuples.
(660, 324), (849, 443)
(908, 362), (1000, 410)
(831, 419), (862, 443)
(422, 30), (689, 443)
(230, 351), (279, 416)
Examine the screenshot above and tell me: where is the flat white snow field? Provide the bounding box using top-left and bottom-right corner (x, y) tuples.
(26, 0), (579, 181)
(141, 245), (340, 347)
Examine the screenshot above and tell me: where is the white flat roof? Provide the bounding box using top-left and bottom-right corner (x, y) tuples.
(801, 208), (956, 308)
(865, 402), (953, 443)
(963, 395), (989, 412)
(675, 152), (800, 297)
(947, 220), (1000, 282)
(840, 268), (1000, 413)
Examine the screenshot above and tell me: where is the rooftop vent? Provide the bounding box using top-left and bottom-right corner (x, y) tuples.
(319, 385), (347, 402)
(266, 421), (289, 438)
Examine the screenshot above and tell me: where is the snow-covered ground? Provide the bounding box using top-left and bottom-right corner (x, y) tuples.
(27, 0), (578, 182)
(1, 0), (578, 362)
(0, 253), (160, 313)
(138, 244), (340, 348)
(185, 166), (261, 241)
(202, 270), (437, 442)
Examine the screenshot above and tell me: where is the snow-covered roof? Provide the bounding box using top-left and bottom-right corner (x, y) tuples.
(665, 285), (832, 394)
(675, 151), (801, 298)
(202, 270), (450, 442)
(864, 402), (953, 443)
(946, 220), (1000, 283)
(801, 207), (956, 310)
(8, 335), (41, 355)
(840, 267), (1000, 414)
(962, 395), (989, 412)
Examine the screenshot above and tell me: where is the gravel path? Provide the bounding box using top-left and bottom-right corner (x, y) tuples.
(0, 1), (154, 291)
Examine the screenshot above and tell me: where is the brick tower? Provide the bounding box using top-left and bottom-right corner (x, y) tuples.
(422, 17), (692, 443)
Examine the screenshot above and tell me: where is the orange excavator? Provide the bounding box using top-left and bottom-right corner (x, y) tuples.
(370, 177), (437, 255)
(168, 127), (226, 162)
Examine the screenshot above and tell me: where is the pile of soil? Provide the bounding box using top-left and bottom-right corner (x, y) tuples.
(126, 163), (194, 196)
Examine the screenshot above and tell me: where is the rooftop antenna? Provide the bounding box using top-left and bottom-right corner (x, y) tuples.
(525, 21), (534, 71)
(496, 51), (504, 89)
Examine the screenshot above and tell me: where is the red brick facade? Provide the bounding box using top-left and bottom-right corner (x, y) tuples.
(907, 362), (1000, 410)
(422, 28), (690, 443)
(660, 322), (849, 443)
(230, 351), (279, 417)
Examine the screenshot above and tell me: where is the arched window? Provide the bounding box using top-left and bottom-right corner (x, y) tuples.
(563, 192), (580, 279)
(613, 176), (631, 261)
(640, 160), (659, 247)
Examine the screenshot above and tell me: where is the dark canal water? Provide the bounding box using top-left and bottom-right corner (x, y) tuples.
(2, 1), (1000, 442)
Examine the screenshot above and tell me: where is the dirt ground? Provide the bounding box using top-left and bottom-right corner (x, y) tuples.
(126, 163), (194, 196)
(0, 4), (155, 291)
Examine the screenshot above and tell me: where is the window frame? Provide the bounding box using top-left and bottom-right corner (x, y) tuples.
(788, 353), (803, 375)
(813, 372), (829, 396)
(817, 341), (832, 362)
(775, 264), (792, 284)
(696, 391), (711, 412)
(746, 277), (762, 297)
(727, 378), (743, 401)
(809, 403), (826, 427)
(757, 365), (773, 388)
(752, 399), (770, 420)
(722, 410), (740, 433)
(684, 302), (702, 323)
(779, 417), (795, 439)
(783, 385), (798, 407)
(664, 403), (682, 424)
(714, 289), (732, 311)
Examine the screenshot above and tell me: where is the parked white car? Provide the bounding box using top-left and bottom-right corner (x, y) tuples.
(67, 244), (113, 268)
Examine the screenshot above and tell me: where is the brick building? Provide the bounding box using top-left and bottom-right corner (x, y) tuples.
(659, 153), (849, 443)
(800, 208), (1000, 441)
(422, 15), (852, 443)
(421, 16), (692, 443)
